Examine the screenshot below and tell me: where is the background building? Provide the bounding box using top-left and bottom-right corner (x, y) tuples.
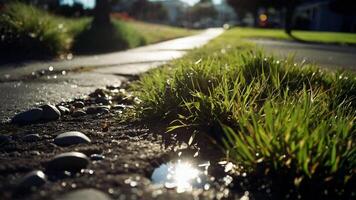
(296, 0), (356, 32)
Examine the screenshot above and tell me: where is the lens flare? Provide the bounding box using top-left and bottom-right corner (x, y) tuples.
(151, 160), (208, 193)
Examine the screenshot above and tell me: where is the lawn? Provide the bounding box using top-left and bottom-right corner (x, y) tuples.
(125, 21), (199, 44)
(0, 2), (197, 60)
(234, 27), (356, 45)
(131, 28), (356, 199)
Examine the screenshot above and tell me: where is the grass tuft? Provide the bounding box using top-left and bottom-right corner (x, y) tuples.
(131, 28), (356, 198)
(0, 2), (70, 59)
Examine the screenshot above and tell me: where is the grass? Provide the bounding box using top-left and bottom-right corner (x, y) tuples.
(0, 2), (197, 60)
(72, 20), (146, 54)
(0, 2), (83, 60)
(131, 28), (356, 199)
(125, 21), (199, 44)
(234, 27), (356, 45)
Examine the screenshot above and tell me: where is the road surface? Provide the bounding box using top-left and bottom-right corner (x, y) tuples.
(0, 28), (224, 122)
(249, 38), (356, 71)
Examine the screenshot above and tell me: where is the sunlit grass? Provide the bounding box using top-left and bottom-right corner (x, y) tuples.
(0, 2), (198, 60)
(125, 21), (199, 44)
(234, 27), (356, 45)
(131, 28), (356, 198)
(0, 2), (86, 59)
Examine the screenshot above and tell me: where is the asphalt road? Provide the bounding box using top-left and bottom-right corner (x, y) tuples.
(249, 39), (356, 71)
(0, 28), (224, 122)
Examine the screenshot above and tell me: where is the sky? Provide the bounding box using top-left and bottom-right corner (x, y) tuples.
(60, 0), (95, 9)
(60, 0), (223, 9)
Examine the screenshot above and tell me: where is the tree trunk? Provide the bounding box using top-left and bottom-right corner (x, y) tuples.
(93, 0), (111, 26)
(285, 2), (296, 35)
(253, 8), (259, 27)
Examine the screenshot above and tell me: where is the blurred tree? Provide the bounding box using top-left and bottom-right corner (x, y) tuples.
(199, 0), (213, 3)
(227, 0), (303, 34)
(57, 1), (84, 17)
(272, 0), (302, 35)
(189, 0), (217, 24)
(129, 0), (149, 19)
(128, 0), (167, 22)
(93, 0), (112, 26)
(226, 0), (267, 26)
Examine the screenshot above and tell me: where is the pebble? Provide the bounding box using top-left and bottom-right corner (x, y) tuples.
(47, 152), (89, 171)
(73, 101), (85, 108)
(57, 106), (70, 115)
(90, 88), (109, 98)
(29, 151), (41, 156)
(111, 104), (126, 110)
(100, 109), (110, 114)
(85, 107), (97, 114)
(40, 104), (61, 121)
(0, 135), (11, 144)
(72, 110), (86, 117)
(54, 131), (91, 147)
(22, 134), (40, 142)
(95, 97), (112, 105)
(55, 188), (110, 200)
(12, 108), (43, 124)
(90, 154), (105, 161)
(106, 84), (121, 90)
(17, 170), (46, 190)
(86, 106), (110, 115)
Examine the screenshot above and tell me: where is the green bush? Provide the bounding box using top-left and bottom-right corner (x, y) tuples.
(0, 2), (145, 60)
(73, 19), (146, 54)
(0, 2), (70, 60)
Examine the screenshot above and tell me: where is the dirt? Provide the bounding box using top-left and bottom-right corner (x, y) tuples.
(0, 84), (241, 200)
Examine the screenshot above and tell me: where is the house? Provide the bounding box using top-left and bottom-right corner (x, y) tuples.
(296, 0), (356, 32)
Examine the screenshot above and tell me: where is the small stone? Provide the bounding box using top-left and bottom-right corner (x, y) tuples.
(90, 154), (105, 161)
(55, 189), (110, 200)
(54, 131), (91, 147)
(40, 104), (61, 121)
(106, 84), (121, 90)
(85, 107), (97, 114)
(9, 151), (21, 157)
(0, 135), (11, 145)
(100, 109), (110, 114)
(23, 134), (40, 142)
(73, 101), (85, 108)
(72, 110), (86, 117)
(12, 108), (43, 124)
(29, 151), (41, 156)
(17, 170), (46, 190)
(112, 104), (126, 110)
(57, 106), (70, 115)
(89, 88), (110, 98)
(86, 106), (110, 115)
(47, 152), (89, 171)
(96, 97), (112, 105)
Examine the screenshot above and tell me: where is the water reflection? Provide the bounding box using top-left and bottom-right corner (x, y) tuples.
(151, 159), (210, 193)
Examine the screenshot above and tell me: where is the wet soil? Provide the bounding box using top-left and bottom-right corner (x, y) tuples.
(0, 96), (241, 200)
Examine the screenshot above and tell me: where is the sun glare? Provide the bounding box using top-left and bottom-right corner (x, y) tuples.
(172, 161), (200, 192)
(151, 159), (208, 193)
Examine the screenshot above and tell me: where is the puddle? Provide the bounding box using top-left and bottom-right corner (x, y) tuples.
(151, 159), (211, 193)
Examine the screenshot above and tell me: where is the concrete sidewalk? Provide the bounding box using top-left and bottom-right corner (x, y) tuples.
(0, 28), (224, 121)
